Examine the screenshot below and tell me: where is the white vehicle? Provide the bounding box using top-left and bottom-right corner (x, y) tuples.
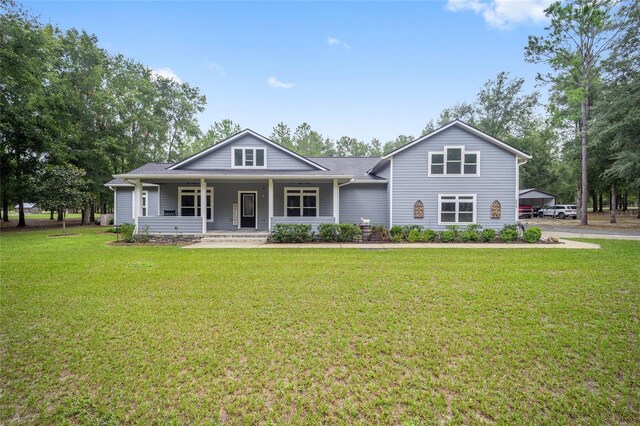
(537, 205), (578, 219)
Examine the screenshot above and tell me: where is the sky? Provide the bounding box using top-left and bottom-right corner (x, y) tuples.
(23, 0), (554, 142)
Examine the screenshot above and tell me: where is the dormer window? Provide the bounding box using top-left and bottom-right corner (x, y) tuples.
(428, 146), (479, 176)
(233, 147), (266, 168)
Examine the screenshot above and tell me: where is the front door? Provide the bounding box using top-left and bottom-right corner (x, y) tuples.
(240, 192), (256, 228)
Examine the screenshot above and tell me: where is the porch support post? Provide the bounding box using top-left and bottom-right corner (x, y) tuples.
(333, 179), (339, 224)
(268, 179), (273, 231)
(134, 179), (142, 230)
(200, 178), (206, 234)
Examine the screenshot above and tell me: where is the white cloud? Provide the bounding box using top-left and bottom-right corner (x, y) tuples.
(208, 62), (226, 77)
(151, 67), (182, 83)
(267, 76), (294, 89)
(446, 0), (552, 29)
(327, 36), (351, 50)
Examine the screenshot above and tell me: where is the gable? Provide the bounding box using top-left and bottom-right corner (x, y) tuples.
(171, 130), (325, 171)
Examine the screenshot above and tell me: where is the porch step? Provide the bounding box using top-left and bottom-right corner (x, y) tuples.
(201, 232), (269, 243)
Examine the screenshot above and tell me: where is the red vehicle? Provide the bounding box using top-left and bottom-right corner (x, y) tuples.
(519, 205), (534, 218)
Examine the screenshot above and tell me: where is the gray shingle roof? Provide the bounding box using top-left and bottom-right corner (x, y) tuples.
(106, 157), (387, 186)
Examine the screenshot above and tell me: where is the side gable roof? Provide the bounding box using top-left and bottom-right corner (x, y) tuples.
(519, 188), (557, 198)
(168, 129), (328, 171)
(381, 120), (532, 160)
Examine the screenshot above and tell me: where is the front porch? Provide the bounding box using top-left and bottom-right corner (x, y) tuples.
(130, 178), (341, 235)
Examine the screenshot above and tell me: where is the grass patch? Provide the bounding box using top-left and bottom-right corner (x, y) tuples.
(1, 227), (639, 423)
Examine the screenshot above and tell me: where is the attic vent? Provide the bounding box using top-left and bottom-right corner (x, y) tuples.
(491, 200), (501, 219)
(414, 200), (424, 219)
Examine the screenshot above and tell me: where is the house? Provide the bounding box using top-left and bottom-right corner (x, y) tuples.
(14, 203), (40, 214)
(105, 120), (531, 236)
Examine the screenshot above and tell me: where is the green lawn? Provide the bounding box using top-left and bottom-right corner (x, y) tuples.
(1, 228), (639, 424)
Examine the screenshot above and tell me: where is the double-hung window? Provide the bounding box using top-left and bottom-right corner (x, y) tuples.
(285, 187), (318, 217)
(233, 147), (266, 168)
(178, 187), (213, 221)
(439, 194), (476, 224)
(429, 147), (480, 176)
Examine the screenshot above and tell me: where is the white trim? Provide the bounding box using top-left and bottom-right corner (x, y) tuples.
(268, 179), (273, 231)
(284, 187), (320, 218)
(113, 187), (117, 224)
(437, 194), (477, 225)
(134, 179), (143, 220)
(200, 179), (207, 233)
(157, 186), (161, 216)
(333, 179), (339, 224)
(178, 186), (214, 222)
(237, 190), (258, 229)
(231, 147), (267, 169)
(381, 120), (531, 160)
(168, 129), (328, 171)
(389, 157), (393, 227)
(113, 173), (350, 180)
(427, 146), (480, 177)
(104, 183), (159, 188)
(142, 190), (148, 217)
(515, 157), (519, 223)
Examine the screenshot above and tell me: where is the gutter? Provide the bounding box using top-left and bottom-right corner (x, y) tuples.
(112, 173), (354, 180)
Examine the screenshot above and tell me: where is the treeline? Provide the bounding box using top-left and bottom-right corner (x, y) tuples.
(1, 0), (638, 227)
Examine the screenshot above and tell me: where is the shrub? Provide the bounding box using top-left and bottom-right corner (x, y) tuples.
(445, 225), (461, 239)
(523, 227), (542, 243)
(390, 225), (404, 239)
(133, 225), (150, 243)
(390, 234), (404, 243)
(271, 224), (312, 243)
(317, 223), (362, 242)
(119, 223), (135, 243)
(501, 224), (518, 233)
(406, 229), (421, 243)
(370, 225), (389, 241)
(460, 227), (479, 242)
(500, 229), (518, 242)
(480, 228), (496, 242)
(439, 230), (456, 243)
(419, 229), (437, 242)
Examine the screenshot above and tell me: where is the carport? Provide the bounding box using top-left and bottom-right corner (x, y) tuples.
(519, 188), (556, 214)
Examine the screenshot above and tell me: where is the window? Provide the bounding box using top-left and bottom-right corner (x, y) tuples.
(285, 187), (318, 217)
(429, 147), (480, 176)
(439, 195), (476, 224)
(178, 187), (213, 221)
(232, 148), (266, 168)
(142, 190), (148, 217)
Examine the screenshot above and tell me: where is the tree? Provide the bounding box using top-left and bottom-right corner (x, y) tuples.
(190, 119), (240, 154)
(421, 120), (435, 136)
(32, 164), (88, 235)
(270, 122), (294, 150)
(525, 0), (627, 225)
(369, 138), (382, 156)
(292, 123), (334, 156)
(383, 135), (414, 155)
(0, 3), (56, 226)
(335, 137), (370, 157)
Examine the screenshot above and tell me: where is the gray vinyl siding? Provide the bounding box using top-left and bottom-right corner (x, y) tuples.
(339, 183), (388, 226)
(273, 182), (333, 217)
(137, 216), (202, 234)
(179, 134), (317, 170)
(391, 126), (517, 230)
(114, 187), (158, 225)
(376, 162), (390, 179)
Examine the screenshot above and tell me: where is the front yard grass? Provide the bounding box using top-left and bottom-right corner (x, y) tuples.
(1, 228), (638, 424)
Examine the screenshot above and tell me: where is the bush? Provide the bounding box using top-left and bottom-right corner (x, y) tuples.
(480, 228), (496, 242)
(419, 229), (437, 242)
(439, 230), (456, 243)
(390, 225), (404, 239)
(271, 224), (312, 243)
(119, 223), (135, 243)
(370, 225), (389, 241)
(317, 223), (362, 242)
(390, 234), (404, 243)
(523, 227), (542, 243)
(406, 229), (422, 243)
(133, 225), (150, 243)
(460, 224), (482, 242)
(445, 225), (461, 239)
(500, 229), (518, 242)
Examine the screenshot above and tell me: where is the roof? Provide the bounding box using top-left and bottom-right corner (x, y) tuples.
(168, 129), (328, 171)
(519, 188), (557, 198)
(372, 120), (531, 172)
(308, 157), (386, 182)
(15, 203), (37, 209)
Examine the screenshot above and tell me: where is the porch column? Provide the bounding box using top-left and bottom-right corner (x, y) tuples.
(333, 179), (339, 224)
(134, 179), (142, 229)
(200, 178), (206, 234)
(268, 179), (273, 231)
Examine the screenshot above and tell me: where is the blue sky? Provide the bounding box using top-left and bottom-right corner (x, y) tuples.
(25, 1), (553, 142)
